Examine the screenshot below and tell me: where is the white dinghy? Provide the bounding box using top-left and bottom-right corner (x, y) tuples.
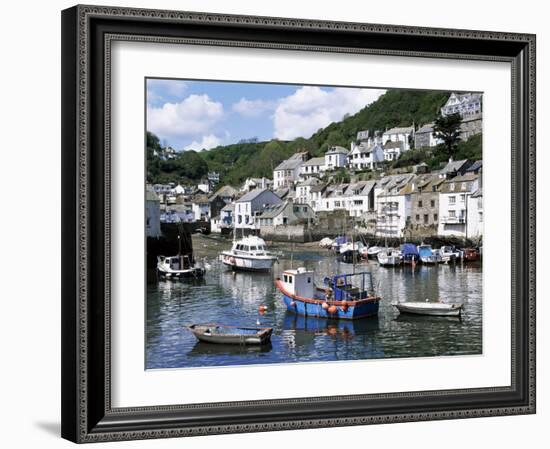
(392, 300), (463, 317)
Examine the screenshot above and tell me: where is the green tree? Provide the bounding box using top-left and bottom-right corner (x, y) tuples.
(433, 113), (462, 157)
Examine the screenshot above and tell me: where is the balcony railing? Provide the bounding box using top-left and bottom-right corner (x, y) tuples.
(441, 216), (465, 224)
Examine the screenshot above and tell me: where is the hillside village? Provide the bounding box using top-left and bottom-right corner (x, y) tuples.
(147, 92), (483, 242)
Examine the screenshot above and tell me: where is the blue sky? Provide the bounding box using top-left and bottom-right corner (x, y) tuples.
(146, 78), (386, 151)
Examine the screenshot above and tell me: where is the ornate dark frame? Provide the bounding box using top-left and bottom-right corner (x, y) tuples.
(61, 4), (536, 443)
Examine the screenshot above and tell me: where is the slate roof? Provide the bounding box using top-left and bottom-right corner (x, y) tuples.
(236, 188), (270, 202)
(384, 126), (414, 135)
(416, 123), (435, 134)
(465, 160), (482, 172)
(301, 157), (325, 167)
(326, 146), (349, 155)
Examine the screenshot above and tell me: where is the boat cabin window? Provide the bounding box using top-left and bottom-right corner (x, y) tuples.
(250, 246), (257, 251)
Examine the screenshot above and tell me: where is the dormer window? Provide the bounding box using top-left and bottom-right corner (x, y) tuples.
(450, 183), (455, 191)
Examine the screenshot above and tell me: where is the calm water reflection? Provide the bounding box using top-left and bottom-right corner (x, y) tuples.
(146, 235), (482, 369)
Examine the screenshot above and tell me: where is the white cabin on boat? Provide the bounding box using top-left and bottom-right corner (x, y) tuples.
(281, 268), (315, 298)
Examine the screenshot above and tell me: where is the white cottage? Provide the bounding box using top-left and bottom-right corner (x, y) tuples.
(324, 146), (349, 171)
(234, 189), (282, 231)
(374, 174), (415, 237)
(382, 126), (414, 152)
(299, 157), (326, 179)
(437, 173), (480, 237)
(349, 140), (384, 170)
(273, 152), (309, 188)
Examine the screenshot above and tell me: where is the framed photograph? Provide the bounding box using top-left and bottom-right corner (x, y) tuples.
(61, 4), (536, 443)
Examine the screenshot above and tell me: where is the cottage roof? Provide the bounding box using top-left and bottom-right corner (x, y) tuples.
(301, 157), (325, 167)
(297, 177), (321, 187)
(258, 202), (287, 219)
(210, 185), (238, 200)
(192, 193), (210, 205)
(344, 180), (376, 196)
(275, 157), (304, 171)
(310, 182), (327, 193)
(383, 141), (403, 150)
(274, 187), (291, 199)
(441, 159), (470, 175)
(326, 146), (349, 155)
(416, 123), (435, 134)
(384, 126), (414, 135)
(221, 203), (235, 212)
(439, 173), (479, 193)
(236, 188), (280, 203)
(465, 160), (482, 172)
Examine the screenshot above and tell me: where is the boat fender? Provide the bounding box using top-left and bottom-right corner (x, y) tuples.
(322, 302), (329, 310)
(341, 300), (348, 312)
(328, 305), (338, 315)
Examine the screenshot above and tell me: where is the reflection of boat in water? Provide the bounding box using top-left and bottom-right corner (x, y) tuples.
(219, 236), (278, 271)
(275, 267), (380, 319)
(188, 323), (273, 345)
(394, 312), (462, 324)
(156, 255), (205, 280)
(283, 312), (379, 337)
(392, 301), (463, 317)
(188, 341), (273, 356)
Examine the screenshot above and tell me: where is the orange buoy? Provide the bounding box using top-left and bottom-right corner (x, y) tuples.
(328, 305), (338, 315)
(341, 300), (348, 308)
(322, 302), (329, 310)
(258, 305), (267, 314)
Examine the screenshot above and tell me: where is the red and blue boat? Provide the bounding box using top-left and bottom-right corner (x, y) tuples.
(275, 268), (381, 320)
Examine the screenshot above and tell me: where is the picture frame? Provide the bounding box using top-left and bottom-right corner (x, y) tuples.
(61, 4), (536, 443)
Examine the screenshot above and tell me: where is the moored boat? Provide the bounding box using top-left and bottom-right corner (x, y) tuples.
(400, 243), (420, 264)
(275, 268), (381, 320)
(462, 247), (481, 262)
(377, 248), (403, 267)
(438, 245), (462, 263)
(157, 255), (205, 279)
(188, 324), (273, 345)
(418, 244), (442, 264)
(219, 236), (277, 271)
(338, 241), (365, 264)
(366, 245), (382, 259)
(391, 301), (463, 317)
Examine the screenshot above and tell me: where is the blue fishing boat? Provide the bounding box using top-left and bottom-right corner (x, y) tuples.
(400, 243), (420, 264)
(275, 267), (380, 320)
(418, 244), (442, 264)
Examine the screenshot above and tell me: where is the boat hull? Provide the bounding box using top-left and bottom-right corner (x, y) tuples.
(157, 267), (205, 279)
(220, 253), (275, 271)
(188, 325), (273, 345)
(276, 281), (379, 320)
(392, 302), (462, 317)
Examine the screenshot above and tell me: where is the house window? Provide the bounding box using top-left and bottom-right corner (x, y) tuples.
(449, 196), (456, 205)
(418, 200), (423, 207)
(449, 210), (456, 217)
(424, 214), (429, 224)
(460, 194), (466, 203)
(415, 214), (420, 221)
(434, 213), (438, 221)
(479, 212), (483, 222)
(450, 183), (455, 191)
(430, 200), (435, 208)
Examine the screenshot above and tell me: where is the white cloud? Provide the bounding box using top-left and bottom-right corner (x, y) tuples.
(273, 87), (386, 140)
(147, 94), (224, 141)
(147, 79), (188, 105)
(232, 98), (276, 117)
(183, 134), (222, 151)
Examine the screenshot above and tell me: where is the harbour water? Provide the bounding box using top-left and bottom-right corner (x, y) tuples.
(146, 235), (482, 369)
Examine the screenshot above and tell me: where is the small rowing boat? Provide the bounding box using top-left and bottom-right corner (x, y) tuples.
(187, 324), (273, 345)
(391, 301), (463, 317)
